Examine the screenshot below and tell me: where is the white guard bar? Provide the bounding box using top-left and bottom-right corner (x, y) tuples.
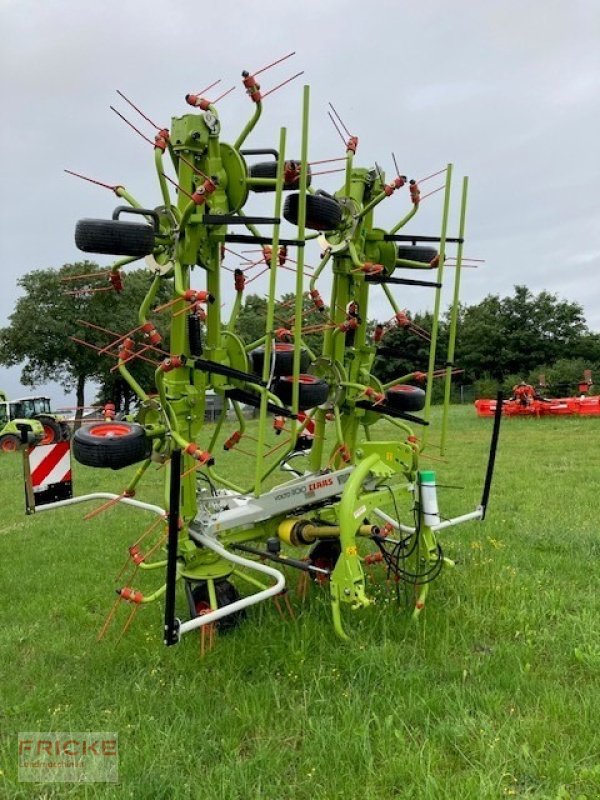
(35, 492), (285, 638)
(372, 506), (484, 534)
(33, 492), (166, 517)
(178, 531), (285, 636)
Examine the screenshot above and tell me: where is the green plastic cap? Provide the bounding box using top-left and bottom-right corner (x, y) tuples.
(418, 470), (436, 483)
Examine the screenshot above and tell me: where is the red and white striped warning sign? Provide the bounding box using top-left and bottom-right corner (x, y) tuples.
(25, 442), (73, 510)
(30, 442), (71, 489)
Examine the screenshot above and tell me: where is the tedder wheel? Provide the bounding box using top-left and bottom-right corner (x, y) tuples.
(250, 343), (310, 377)
(0, 434), (21, 453)
(283, 193), (343, 231)
(385, 384), (426, 412)
(75, 219), (155, 257)
(72, 422), (151, 469)
(396, 245), (438, 265)
(190, 580), (246, 632)
(248, 160), (312, 192)
(272, 375), (330, 410)
(308, 540), (341, 584)
(37, 417), (62, 445)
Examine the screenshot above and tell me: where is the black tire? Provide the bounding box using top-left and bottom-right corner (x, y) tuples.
(272, 375), (330, 410)
(248, 160), (312, 192)
(250, 343), (310, 377)
(385, 384), (426, 412)
(36, 416), (62, 445)
(75, 219), (155, 257)
(283, 193), (343, 231)
(59, 421), (71, 442)
(190, 580), (246, 633)
(396, 245), (438, 265)
(0, 434), (21, 453)
(73, 421), (151, 469)
(308, 539), (341, 584)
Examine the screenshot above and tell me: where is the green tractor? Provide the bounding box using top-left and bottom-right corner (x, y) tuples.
(0, 391), (70, 451)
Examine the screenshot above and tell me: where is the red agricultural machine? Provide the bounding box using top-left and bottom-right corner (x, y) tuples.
(475, 373), (599, 417)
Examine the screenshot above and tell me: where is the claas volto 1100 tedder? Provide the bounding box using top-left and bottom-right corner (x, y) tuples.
(39, 54), (501, 649)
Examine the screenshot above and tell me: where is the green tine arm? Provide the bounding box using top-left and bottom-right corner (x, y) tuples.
(234, 101), (263, 150)
(291, 85), (311, 426)
(422, 164), (453, 446)
(440, 175), (469, 454)
(253, 127), (286, 496)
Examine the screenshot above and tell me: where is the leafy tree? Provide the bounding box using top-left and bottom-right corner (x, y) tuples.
(92, 269), (171, 411)
(0, 263), (169, 420)
(453, 295), (505, 380)
(472, 373), (500, 400)
(276, 291), (329, 356)
(235, 292), (330, 356)
(372, 311), (448, 384)
(532, 358), (597, 397)
(456, 285), (588, 380)
(575, 332), (600, 365)
(235, 294), (268, 345)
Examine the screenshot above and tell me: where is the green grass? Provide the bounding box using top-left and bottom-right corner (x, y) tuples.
(1, 407), (599, 799)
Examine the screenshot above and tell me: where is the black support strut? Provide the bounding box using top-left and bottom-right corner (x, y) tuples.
(480, 391), (503, 520)
(231, 543), (329, 576)
(383, 234), (464, 244)
(225, 387), (298, 419)
(224, 234), (305, 247)
(365, 275), (442, 288)
(203, 214), (280, 226)
(355, 400), (429, 426)
(192, 357), (267, 387)
(164, 448), (181, 646)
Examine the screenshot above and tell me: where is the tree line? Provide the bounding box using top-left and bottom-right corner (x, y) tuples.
(238, 284), (600, 398)
(0, 263), (170, 417)
(1, 263), (597, 412)
(372, 284), (600, 398)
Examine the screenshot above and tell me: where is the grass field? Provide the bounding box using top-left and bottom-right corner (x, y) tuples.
(0, 406), (599, 799)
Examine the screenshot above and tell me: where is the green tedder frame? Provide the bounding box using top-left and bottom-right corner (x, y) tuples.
(49, 58), (500, 646)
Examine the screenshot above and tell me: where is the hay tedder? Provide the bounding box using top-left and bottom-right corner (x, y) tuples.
(43, 55), (501, 646)
(476, 373), (600, 418)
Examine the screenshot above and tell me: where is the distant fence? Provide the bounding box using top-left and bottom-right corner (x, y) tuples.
(429, 384), (476, 405)
(455, 385), (476, 404)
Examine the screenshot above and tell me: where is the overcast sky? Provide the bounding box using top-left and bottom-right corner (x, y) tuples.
(1, 0), (598, 406)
